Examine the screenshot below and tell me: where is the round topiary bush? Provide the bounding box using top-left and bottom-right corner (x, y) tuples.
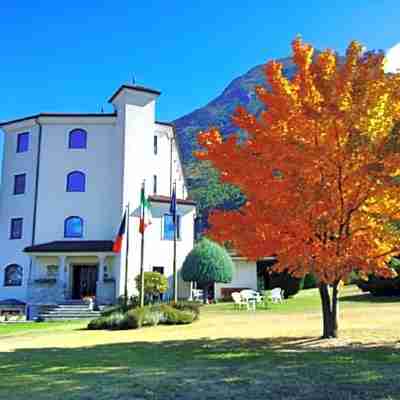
(181, 237), (234, 302)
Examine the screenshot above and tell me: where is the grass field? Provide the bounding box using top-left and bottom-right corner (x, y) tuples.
(0, 285), (399, 400)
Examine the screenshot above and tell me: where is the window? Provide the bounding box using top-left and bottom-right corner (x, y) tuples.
(154, 135), (158, 155)
(13, 174), (26, 195)
(153, 174), (157, 194)
(4, 264), (23, 286)
(46, 265), (58, 277)
(17, 132), (29, 153)
(66, 171), (86, 192)
(163, 214), (181, 240)
(64, 216), (83, 238)
(10, 218), (23, 239)
(69, 129), (87, 149)
(153, 266), (164, 275)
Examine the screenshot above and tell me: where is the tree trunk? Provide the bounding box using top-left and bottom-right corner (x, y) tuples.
(203, 284), (208, 304)
(331, 282), (339, 338)
(318, 282), (339, 338)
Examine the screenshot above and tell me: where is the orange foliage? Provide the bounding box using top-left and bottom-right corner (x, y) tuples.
(196, 38), (400, 285)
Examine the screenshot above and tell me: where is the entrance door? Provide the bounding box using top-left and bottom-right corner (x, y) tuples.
(72, 265), (98, 299)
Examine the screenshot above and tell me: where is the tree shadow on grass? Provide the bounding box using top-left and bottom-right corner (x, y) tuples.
(340, 292), (400, 303)
(0, 336), (399, 400)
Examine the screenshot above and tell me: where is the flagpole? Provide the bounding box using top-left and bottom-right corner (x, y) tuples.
(173, 181), (178, 303)
(139, 181), (146, 308)
(124, 203), (130, 308)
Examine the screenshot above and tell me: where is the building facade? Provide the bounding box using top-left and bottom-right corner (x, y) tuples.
(0, 85), (196, 313)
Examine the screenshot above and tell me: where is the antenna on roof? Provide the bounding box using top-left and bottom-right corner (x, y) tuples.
(100, 105), (104, 113)
(132, 75), (136, 85)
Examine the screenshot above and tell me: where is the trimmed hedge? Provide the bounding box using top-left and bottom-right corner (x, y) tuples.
(170, 301), (202, 321)
(159, 304), (195, 325)
(303, 273), (318, 289)
(355, 258), (400, 297)
(268, 270), (304, 298)
(356, 274), (400, 296)
(88, 303), (197, 330)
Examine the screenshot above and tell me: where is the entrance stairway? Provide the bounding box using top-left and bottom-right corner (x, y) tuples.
(38, 300), (102, 321)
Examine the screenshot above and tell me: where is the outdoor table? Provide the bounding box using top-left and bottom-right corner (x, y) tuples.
(248, 297), (257, 311)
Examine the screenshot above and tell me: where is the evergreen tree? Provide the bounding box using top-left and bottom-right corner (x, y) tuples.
(182, 238), (233, 303)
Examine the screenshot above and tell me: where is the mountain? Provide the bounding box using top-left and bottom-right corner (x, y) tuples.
(172, 56), (297, 217)
(173, 56), (297, 165)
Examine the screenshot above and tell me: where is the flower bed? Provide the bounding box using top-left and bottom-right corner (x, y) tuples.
(87, 301), (201, 330)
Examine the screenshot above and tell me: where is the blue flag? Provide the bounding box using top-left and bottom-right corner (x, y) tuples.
(170, 185), (177, 224)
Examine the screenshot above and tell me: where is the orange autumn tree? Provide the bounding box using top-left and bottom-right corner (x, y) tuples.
(196, 38), (400, 338)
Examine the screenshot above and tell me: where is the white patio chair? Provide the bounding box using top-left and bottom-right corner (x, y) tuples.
(231, 292), (248, 309)
(271, 287), (283, 303)
(240, 289), (263, 304)
(192, 289), (204, 302)
(239, 290), (260, 311)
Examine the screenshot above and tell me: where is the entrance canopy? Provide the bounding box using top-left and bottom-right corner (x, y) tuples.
(24, 241), (116, 304)
(24, 240), (114, 254)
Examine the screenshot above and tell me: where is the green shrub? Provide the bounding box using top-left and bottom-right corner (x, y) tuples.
(101, 304), (124, 317)
(160, 304), (195, 324)
(125, 306), (163, 328)
(181, 238), (233, 302)
(88, 303), (199, 330)
(88, 313), (129, 330)
(135, 272), (168, 303)
(268, 270), (304, 298)
(303, 273), (318, 289)
(107, 312), (130, 330)
(355, 258), (400, 296)
(346, 271), (359, 285)
(126, 307), (147, 329)
(117, 295), (140, 309)
(87, 317), (109, 330)
(171, 301), (201, 321)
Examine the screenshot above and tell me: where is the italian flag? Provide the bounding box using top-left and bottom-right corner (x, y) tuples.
(139, 186), (152, 234)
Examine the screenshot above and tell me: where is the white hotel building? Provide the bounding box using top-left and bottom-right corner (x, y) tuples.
(0, 84), (196, 316)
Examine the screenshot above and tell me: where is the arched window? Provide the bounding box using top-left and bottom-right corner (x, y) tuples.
(4, 264), (23, 286)
(64, 216), (83, 238)
(66, 171), (86, 192)
(69, 129), (87, 149)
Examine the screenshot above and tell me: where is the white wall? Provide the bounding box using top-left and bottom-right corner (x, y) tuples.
(34, 120), (120, 244)
(153, 124), (186, 199)
(0, 122), (40, 300)
(215, 259), (258, 299)
(112, 88), (194, 299)
(141, 201), (195, 299)
(0, 117), (121, 302)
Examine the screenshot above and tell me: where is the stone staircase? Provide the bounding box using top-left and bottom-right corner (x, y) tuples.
(38, 300), (102, 321)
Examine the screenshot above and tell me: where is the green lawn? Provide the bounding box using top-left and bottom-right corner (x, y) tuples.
(0, 286), (399, 400)
(0, 320), (86, 337)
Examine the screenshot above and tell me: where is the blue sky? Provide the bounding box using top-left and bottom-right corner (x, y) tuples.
(0, 1), (399, 165)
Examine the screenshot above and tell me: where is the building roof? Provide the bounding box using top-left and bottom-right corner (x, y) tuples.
(108, 84), (161, 103)
(148, 195), (196, 206)
(0, 113), (172, 131)
(24, 241), (114, 253)
(155, 120), (175, 128)
(0, 299), (26, 306)
(0, 113), (117, 128)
